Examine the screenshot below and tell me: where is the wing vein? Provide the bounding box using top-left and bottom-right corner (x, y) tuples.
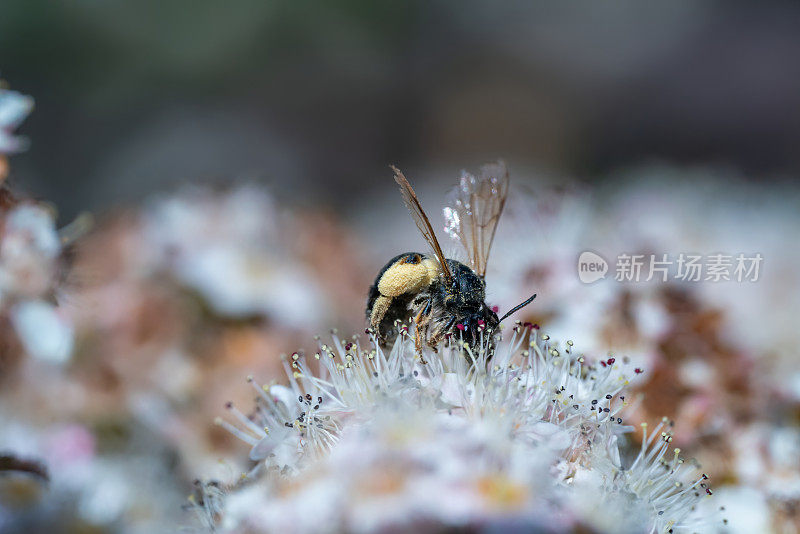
(391, 165), (453, 284)
(442, 161), (509, 277)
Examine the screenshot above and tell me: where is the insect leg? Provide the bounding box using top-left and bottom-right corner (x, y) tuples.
(369, 295), (393, 329)
(428, 315), (456, 348)
(421, 296), (433, 316)
(413, 298), (433, 363)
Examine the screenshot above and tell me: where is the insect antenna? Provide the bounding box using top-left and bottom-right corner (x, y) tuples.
(498, 293), (537, 323)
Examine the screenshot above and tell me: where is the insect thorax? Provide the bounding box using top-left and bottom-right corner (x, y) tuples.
(436, 259), (486, 310)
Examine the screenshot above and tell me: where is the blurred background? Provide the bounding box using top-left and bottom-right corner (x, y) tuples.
(2, 0), (800, 221)
(2, 2), (800, 533)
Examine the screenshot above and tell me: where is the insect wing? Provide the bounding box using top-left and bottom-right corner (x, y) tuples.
(391, 166), (453, 283)
(443, 161), (509, 277)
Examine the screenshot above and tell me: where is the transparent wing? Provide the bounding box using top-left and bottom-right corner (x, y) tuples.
(391, 165), (453, 284)
(443, 160), (509, 277)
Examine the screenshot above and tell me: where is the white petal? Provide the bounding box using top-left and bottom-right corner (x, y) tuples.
(439, 373), (463, 406)
(527, 421), (572, 451)
(0, 90), (34, 127)
(269, 384), (296, 409)
(10, 300), (74, 364)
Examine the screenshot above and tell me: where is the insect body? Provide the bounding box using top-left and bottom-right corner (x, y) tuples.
(366, 162), (535, 357)
(367, 253), (499, 353)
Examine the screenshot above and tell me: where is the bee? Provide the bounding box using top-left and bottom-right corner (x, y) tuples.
(366, 161), (536, 357)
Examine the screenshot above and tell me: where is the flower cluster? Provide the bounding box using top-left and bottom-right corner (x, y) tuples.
(205, 323), (717, 533)
(0, 202), (75, 362)
(0, 84), (75, 365)
(140, 185), (328, 327)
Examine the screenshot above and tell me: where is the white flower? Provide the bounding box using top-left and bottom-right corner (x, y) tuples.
(0, 87), (33, 154)
(140, 185), (326, 327)
(572, 418), (714, 533)
(222, 409), (563, 534)
(0, 204), (61, 300)
(10, 300), (73, 364)
(0, 203), (74, 363)
(206, 324), (716, 533)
